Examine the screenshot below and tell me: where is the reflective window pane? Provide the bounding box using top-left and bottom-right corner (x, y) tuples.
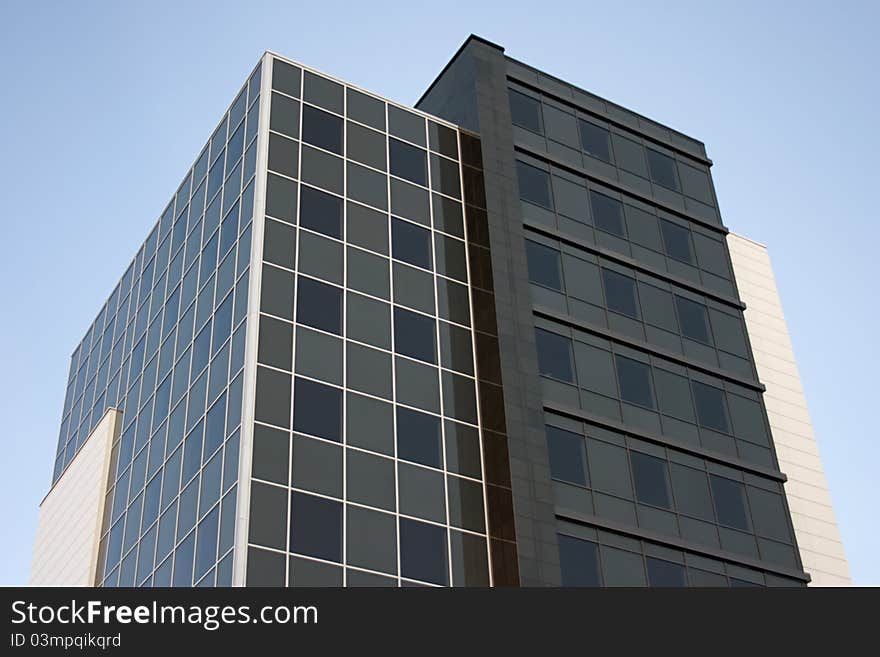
(509, 90), (543, 133)
(535, 329), (574, 383)
(579, 120), (611, 162)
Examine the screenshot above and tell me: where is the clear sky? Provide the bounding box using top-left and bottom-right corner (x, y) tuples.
(1, 0), (876, 586)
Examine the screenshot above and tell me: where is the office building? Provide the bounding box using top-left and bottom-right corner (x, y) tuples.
(32, 36), (842, 587)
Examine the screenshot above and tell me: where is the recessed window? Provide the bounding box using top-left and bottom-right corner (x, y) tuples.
(299, 185), (342, 239)
(590, 191), (625, 237)
(392, 218), (432, 270)
(535, 329), (574, 383)
(558, 534), (601, 586)
(293, 378), (341, 441)
(692, 381), (730, 433)
(525, 240), (562, 291)
(579, 120), (612, 162)
(399, 518), (448, 585)
(516, 161), (553, 209)
(296, 277), (341, 335)
(646, 557), (686, 587)
(389, 138), (427, 187)
(602, 269), (639, 318)
(710, 475), (750, 531)
(546, 426), (587, 486)
(675, 296), (711, 344)
(616, 356), (655, 409)
(394, 307), (436, 364)
(646, 149), (679, 191)
(660, 220), (694, 264)
(396, 407), (441, 468)
(630, 451), (671, 508)
(289, 492), (342, 562)
(508, 90), (543, 133)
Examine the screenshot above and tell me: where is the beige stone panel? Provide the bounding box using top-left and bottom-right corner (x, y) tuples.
(728, 233), (851, 586)
(30, 409), (119, 586)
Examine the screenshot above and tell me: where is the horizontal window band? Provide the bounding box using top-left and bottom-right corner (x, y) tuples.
(515, 143), (727, 236)
(524, 220), (746, 311)
(542, 400), (786, 484)
(533, 305), (764, 392)
(555, 509), (809, 583)
(506, 72), (713, 168)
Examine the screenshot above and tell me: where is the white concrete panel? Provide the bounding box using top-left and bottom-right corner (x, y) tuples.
(30, 409), (120, 586)
(728, 234), (851, 586)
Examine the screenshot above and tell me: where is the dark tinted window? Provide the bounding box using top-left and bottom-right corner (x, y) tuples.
(546, 426), (587, 486)
(602, 269), (639, 318)
(301, 105), (342, 155)
(509, 90), (543, 133)
(710, 475), (750, 530)
(558, 534), (601, 586)
(535, 329), (574, 383)
(289, 492), (342, 562)
(391, 218), (432, 270)
(400, 518), (448, 585)
(630, 452), (671, 508)
(394, 308), (436, 364)
(389, 139), (427, 187)
(616, 356), (654, 409)
(675, 296), (711, 343)
(646, 558), (686, 587)
(646, 149), (679, 190)
(296, 278), (341, 335)
(300, 186), (342, 239)
(692, 381), (730, 433)
(660, 220), (694, 264)
(516, 161), (552, 209)
(579, 120), (612, 162)
(293, 378), (341, 441)
(396, 407), (441, 468)
(590, 191), (625, 237)
(525, 240), (562, 290)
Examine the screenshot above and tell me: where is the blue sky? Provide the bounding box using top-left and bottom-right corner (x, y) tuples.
(1, 0), (876, 585)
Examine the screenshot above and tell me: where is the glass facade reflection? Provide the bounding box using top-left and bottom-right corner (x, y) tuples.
(55, 62), (261, 587)
(245, 56), (496, 587)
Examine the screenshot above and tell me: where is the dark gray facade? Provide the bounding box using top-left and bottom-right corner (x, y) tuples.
(418, 36), (809, 587)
